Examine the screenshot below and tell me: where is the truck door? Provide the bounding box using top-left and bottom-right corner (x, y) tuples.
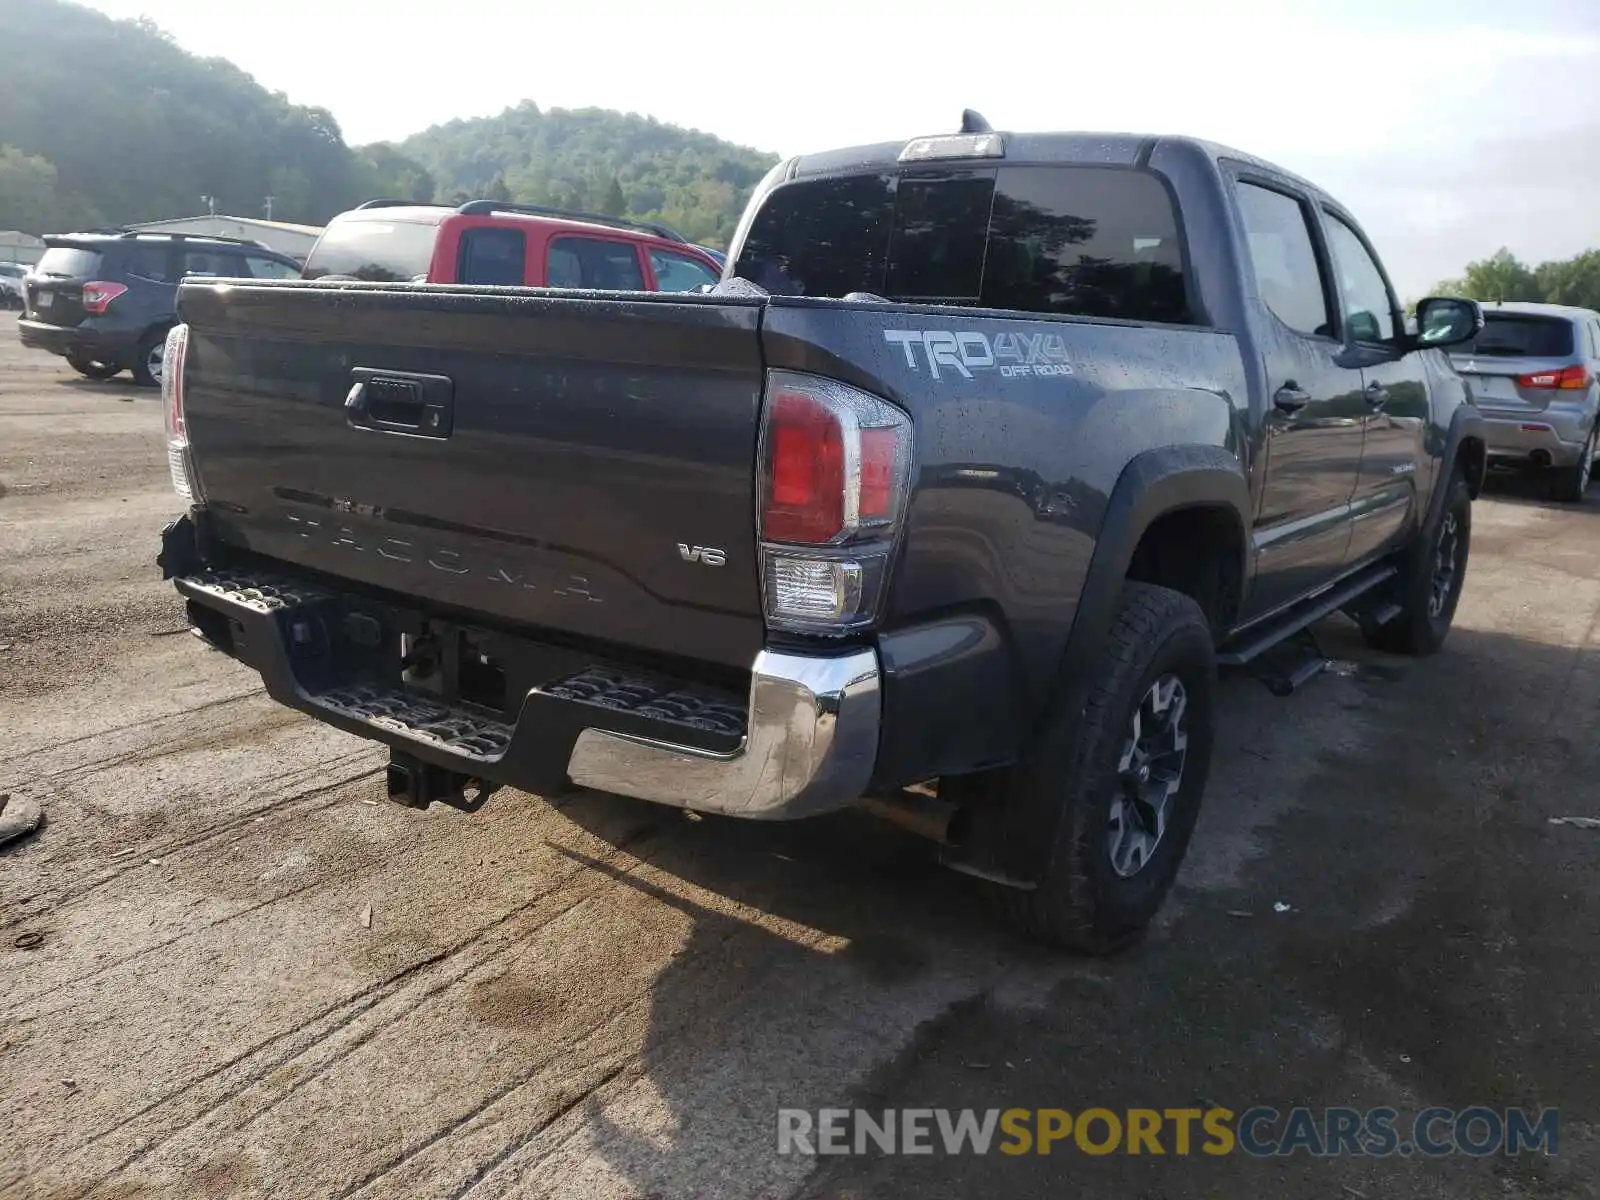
(1320, 208), (1427, 566)
(1233, 178), (1367, 620)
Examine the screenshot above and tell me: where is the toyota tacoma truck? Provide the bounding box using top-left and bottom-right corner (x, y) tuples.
(156, 114), (1488, 952)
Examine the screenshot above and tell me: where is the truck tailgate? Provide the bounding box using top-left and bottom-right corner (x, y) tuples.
(177, 282), (766, 671)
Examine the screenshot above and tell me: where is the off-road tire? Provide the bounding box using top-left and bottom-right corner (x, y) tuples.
(985, 582), (1217, 954)
(1549, 423), (1595, 504)
(66, 354), (120, 381)
(1361, 465), (1471, 655)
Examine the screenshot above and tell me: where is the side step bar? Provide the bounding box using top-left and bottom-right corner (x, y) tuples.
(1217, 562), (1398, 667)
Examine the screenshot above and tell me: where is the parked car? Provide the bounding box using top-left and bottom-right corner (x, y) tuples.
(0, 262), (28, 310)
(300, 199), (725, 292)
(17, 231), (301, 385)
(694, 245), (727, 270)
(157, 116), (1487, 951)
(1446, 301), (1600, 502)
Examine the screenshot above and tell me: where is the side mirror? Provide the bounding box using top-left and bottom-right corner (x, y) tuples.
(1413, 296), (1484, 349)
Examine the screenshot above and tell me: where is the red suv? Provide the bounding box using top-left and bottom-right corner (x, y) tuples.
(299, 199), (725, 292)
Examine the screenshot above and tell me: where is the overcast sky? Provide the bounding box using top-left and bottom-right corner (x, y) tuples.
(82, 0), (1600, 297)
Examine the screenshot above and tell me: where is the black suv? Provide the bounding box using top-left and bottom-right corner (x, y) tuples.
(18, 231), (302, 386)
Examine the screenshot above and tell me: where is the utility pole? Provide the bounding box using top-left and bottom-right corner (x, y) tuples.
(264, 194), (275, 221)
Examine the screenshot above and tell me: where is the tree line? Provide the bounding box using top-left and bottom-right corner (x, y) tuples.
(1429, 248), (1600, 312)
(0, 0), (775, 248)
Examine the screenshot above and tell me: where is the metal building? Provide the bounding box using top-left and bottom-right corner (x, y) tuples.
(124, 215), (324, 264)
(0, 230), (46, 266)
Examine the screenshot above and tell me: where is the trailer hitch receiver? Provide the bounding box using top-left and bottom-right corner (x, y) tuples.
(385, 751), (500, 813)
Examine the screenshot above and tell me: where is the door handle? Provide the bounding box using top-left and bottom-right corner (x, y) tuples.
(345, 369), (454, 438)
(1273, 384), (1311, 414)
(1365, 381), (1390, 408)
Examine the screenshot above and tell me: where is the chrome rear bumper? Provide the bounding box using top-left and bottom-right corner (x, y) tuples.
(567, 649), (881, 819)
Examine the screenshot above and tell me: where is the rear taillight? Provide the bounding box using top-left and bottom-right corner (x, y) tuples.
(80, 281), (127, 315)
(757, 370), (912, 633)
(162, 324), (198, 501)
(1517, 364), (1591, 390)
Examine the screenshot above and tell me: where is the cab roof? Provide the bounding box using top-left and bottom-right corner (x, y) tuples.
(786, 128), (1332, 204)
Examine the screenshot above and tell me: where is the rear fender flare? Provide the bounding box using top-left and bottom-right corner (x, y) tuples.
(988, 447), (1249, 883)
(1039, 444), (1251, 736)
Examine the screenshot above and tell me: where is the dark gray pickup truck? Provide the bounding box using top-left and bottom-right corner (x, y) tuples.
(157, 116), (1488, 951)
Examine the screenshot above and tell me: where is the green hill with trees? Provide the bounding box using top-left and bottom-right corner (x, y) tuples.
(392, 102), (779, 247)
(0, 0), (776, 247)
(0, 0), (396, 230)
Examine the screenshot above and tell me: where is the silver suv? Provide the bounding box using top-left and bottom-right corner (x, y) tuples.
(1448, 301), (1600, 502)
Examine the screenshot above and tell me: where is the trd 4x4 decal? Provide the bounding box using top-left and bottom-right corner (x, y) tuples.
(884, 329), (1075, 381)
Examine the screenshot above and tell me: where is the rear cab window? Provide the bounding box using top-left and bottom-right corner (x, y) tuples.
(732, 165), (1193, 323)
(1461, 315), (1576, 358)
(546, 237), (646, 290)
(302, 217), (440, 282)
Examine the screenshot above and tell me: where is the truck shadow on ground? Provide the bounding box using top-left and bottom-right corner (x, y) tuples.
(542, 614), (1599, 1199)
(55, 376), (147, 398)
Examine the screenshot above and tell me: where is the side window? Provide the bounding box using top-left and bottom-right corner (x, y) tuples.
(183, 249), (239, 278)
(648, 248), (720, 292)
(458, 227), (526, 286)
(244, 254), (300, 280)
(545, 237), (645, 290)
(1323, 214), (1396, 343)
(126, 244), (175, 282)
(1235, 182), (1332, 338)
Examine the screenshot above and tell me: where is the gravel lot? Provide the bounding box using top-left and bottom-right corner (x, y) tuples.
(3, 309), (1599, 1199)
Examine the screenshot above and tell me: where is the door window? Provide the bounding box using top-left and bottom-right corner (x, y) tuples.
(126, 243), (177, 281)
(1235, 182), (1332, 338)
(1323, 214), (1396, 343)
(647, 248), (720, 292)
(546, 237), (646, 290)
(458, 227), (527, 286)
(183, 249), (245, 278)
(244, 254), (301, 279)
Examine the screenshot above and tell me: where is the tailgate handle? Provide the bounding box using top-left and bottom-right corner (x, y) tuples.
(346, 369), (454, 438)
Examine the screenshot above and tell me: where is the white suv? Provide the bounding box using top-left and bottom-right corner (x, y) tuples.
(0, 262), (27, 310)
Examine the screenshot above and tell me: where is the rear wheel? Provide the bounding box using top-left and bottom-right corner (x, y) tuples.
(1361, 466), (1471, 655)
(66, 353), (120, 381)
(978, 583), (1217, 953)
(1550, 423), (1595, 504)
(132, 327), (171, 388)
